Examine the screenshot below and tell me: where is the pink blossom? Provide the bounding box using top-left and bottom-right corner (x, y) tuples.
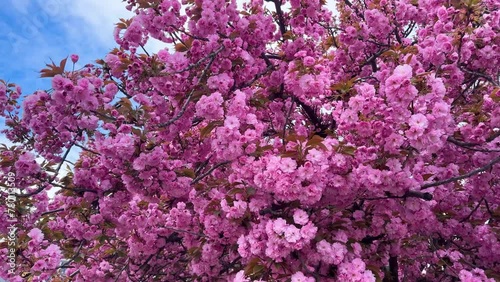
(284, 225), (301, 243)
(272, 218), (288, 235)
(291, 271), (315, 282)
(70, 54), (79, 63)
(89, 214), (103, 225)
(303, 56), (315, 67)
(28, 228), (44, 243)
(409, 113), (429, 130)
(195, 92), (224, 120)
(2, 0), (499, 280)
(224, 115), (241, 130)
(293, 209), (309, 225)
(15, 152), (40, 177)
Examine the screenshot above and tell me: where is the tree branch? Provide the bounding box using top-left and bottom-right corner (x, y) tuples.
(461, 68), (499, 86)
(447, 136), (500, 152)
(460, 198), (483, 223)
(18, 138), (77, 198)
(50, 182), (98, 194)
(74, 143), (101, 155)
(486, 130), (500, 142)
(385, 256), (399, 282)
(157, 46), (224, 128)
(363, 190), (433, 201)
(57, 241), (84, 269)
(265, 0), (287, 37)
(421, 156), (500, 190)
(40, 208), (64, 217)
(191, 161), (230, 184)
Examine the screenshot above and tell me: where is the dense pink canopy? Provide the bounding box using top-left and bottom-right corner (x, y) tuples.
(1, 0), (499, 281)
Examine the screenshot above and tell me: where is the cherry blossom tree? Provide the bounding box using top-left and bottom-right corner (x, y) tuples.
(1, 0), (499, 281)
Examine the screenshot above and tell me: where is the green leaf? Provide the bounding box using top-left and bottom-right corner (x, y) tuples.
(200, 121), (223, 138)
(281, 151), (297, 158)
(244, 257), (264, 277)
(306, 134), (324, 147)
(338, 145), (357, 156)
(366, 265), (383, 282)
(188, 247), (202, 259)
(227, 188), (244, 196)
(175, 168), (195, 179)
(246, 187), (256, 196)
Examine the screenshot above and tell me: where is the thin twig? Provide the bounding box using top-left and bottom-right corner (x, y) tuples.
(460, 198), (483, 223)
(18, 138), (77, 198)
(486, 131), (500, 142)
(447, 136), (500, 152)
(461, 68), (498, 86)
(139, 44), (150, 57)
(40, 208), (64, 217)
(74, 143), (101, 155)
(69, 269), (80, 278)
(114, 258), (130, 282)
(191, 161), (230, 184)
(57, 241), (84, 269)
(265, 0), (287, 36)
(421, 156), (500, 190)
(164, 226), (206, 238)
(157, 46), (224, 128)
(282, 98), (295, 144)
(91, 110), (117, 121)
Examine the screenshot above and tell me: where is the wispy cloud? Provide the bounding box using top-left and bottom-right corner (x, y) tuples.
(0, 0), (148, 94)
(60, 0), (166, 56)
(1, 0), (338, 140)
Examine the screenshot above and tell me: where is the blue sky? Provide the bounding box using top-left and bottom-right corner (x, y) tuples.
(0, 3), (166, 277)
(0, 0), (167, 174)
(1, 0), (143, 94)
(0, 0), (165, 149)
(0, 0), (337, 155)
(0, 0), (337, 95)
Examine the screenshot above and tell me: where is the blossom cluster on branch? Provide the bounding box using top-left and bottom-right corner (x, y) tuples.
(0, 0), (499, 281)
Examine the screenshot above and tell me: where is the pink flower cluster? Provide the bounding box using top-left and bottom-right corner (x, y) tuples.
(1, 0), (499, 281)
(195, 91), (224, 120)
(337, 258), (376, 282)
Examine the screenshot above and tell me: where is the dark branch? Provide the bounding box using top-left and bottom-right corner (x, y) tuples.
(387, 256), (399, 282)
(266, 0), (287, 36)
(447, 136), (500, 152)
(461, 68), (499, 86)
(460, 198), (484, 223)
(157, 46), (224, 128)
(191, 161), (231, 184)
(40, 208), (64, 217)
(57, 241), (84, 269)
(421, 156), (500, 190)
(18, 138), (77, 198)
(360, 234), (385, 245)
(363, 190), (433, 201)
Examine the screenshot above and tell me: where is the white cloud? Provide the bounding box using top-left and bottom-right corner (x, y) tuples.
(56, 0), (168, 54)
(61, 0), (134, 46)
(10, 0), (30, 14)
(59, 0), (339, 56)
(0, 133), (13, 148)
